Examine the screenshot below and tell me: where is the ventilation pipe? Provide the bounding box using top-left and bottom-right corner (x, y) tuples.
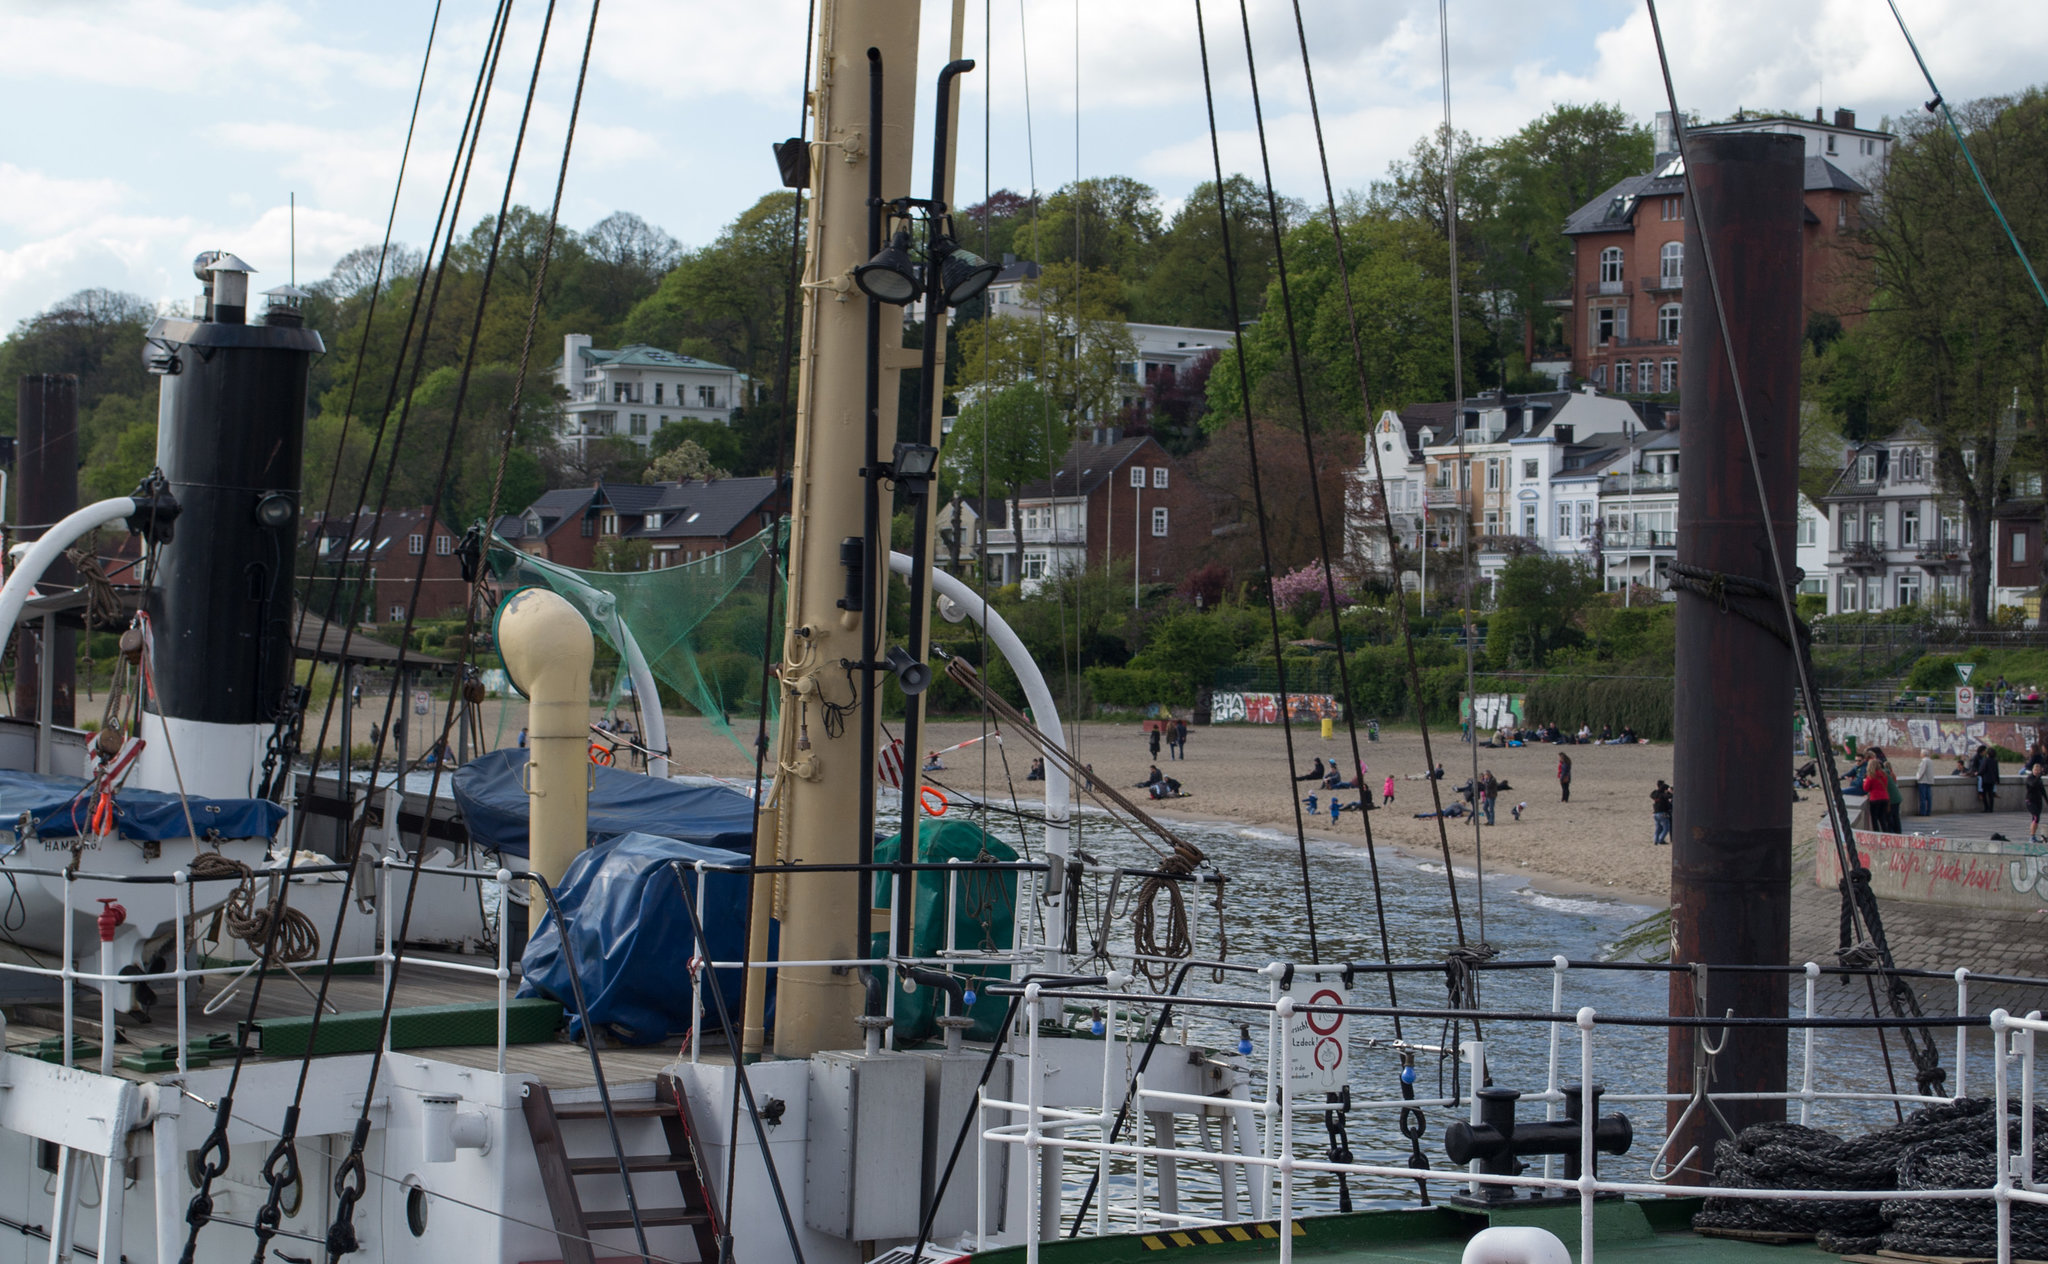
(495, 587), (594, 933)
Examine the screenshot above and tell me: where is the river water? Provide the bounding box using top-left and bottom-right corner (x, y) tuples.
(932, 801), (1925, 1222)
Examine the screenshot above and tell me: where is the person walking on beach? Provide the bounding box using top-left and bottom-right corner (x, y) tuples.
(1148, 725), (1162, 761)
(1651, 780), (1673, 845)
(1557, 751), (1572, 802)
(1481, 770), (1498, 825)
(1914, 750), (1934, 817)
(1173, 718), (1189, 760)
(1383, 773), (1396, 806)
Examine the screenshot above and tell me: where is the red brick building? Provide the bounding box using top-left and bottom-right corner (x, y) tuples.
(302, 507), (470, 624)
(496, 476), (788, 571)
(969, 432), (1212, 590)
(1564, 109), (1889, 394)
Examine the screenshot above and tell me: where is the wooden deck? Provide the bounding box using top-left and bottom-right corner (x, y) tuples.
(0, 949), (713, 1089)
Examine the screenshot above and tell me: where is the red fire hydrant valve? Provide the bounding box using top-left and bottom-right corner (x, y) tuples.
(96, 898), (126, 944)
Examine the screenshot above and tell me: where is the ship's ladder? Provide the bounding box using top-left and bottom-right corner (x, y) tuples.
(522, 1072), (720, 1264)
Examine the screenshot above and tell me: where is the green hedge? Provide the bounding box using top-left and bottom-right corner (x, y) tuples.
(1084, 666), (1191, 709)
(1522, 676), (1673, 740)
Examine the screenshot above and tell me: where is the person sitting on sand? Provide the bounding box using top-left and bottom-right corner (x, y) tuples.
(924, 750), (947, 771)
(1137, 765), (1164, 789)
(1148, 775), (1184, 800)
(1026, 757), (1045, 782)
(1294, 756), (1326, 783)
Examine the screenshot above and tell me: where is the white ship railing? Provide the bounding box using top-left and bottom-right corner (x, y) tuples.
(977, 964), (2046, 1264)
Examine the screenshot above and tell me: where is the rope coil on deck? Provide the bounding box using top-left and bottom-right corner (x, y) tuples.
(189, 852), (321, 964)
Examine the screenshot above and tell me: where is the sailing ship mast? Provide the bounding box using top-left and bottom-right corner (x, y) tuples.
(769, 0), (938, 1058)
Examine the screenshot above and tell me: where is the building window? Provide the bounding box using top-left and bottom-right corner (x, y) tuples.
(581, 516), (595, 537)
(2015, 531), (2029, 564)
(1578, 501), (1594, 537)
(1556, 503), (1572, 537)
(1661, 359), (1677, 392)
(1594, 306), (1623, 345)
(1840, 508), (1860, 545)
(1593, 363), (1607, 387)
(1130, 466), (1145, 488)
(646, 513), (663, 530)
(1484, 509), (1501, 535)
(601, 513), (618, 535)
(389, 605), (406, 623)
(1658, 304), (1681, 343)
(1152, 466), (1168, 489)
(407, 533), (424, 555)
(1866, 576), (1883, 610)
(1838, 576), (1860, 611)
(1637, 360), (1652, 393)
(1485, 459), (1501, 491)
(1867, 508), (1885, 548)
(654, 382), (664, 404)
(1897, 573), (1921, 607)
(613, 383), (628, 403)
(698, 386), (717, 407)
(1857, 453), (1878, 482)
(1151, 507), (1169, 537)
(1900, 508), (1919, 545)
(629, 413), (648, 435)
(1616, 361), (1633, 393)
(1599, 247), (1623, 284)
(1022, 551), (1049, 580)
(1522, 505), (1538, 537)
(435, 534), (452, 555)
(1660, 241), (1683, 285)
(1837, 198), (1847, 230)
(1522, 459), (1539, 481)
(1797, 515), (1816, 546)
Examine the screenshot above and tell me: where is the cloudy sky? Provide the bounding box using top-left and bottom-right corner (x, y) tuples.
(1, 0), (2044, 333)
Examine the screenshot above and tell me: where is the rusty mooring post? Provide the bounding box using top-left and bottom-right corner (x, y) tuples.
(1667, 132), (1805, 1180)
(14, 374), (78, 727)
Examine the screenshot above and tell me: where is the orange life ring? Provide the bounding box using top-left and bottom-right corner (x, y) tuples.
(918, 786), (948, 817)
(589, 744), (615, 766)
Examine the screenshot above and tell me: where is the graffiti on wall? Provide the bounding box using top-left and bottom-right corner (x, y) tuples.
(1817, 824), (2048, 911)
(1461, 693), (1526, 731)
(1824, 712), (2039, 758)
(1210, 692), (1340, 724)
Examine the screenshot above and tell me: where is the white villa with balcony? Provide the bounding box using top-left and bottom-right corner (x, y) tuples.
(1819, 424), (1972, 615)
(553, 334), (747, 454)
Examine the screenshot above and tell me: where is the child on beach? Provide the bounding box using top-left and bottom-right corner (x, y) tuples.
(1383, 774), (1395, 805)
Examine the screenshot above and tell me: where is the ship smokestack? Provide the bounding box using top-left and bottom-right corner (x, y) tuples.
(1668, 132), (1805, 1178)
(133, 252), (324, 800)
(14, 373), (79, 727)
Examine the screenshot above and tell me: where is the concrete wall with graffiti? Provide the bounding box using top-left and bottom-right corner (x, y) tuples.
(1461, 693), (1526, 731)
(1824, 712), (2040, 758)
(1816, 824), (2048, 912)
(1210, 692), (1341, 724)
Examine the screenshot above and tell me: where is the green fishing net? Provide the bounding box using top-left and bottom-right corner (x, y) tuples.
(486, 521), (787, 757)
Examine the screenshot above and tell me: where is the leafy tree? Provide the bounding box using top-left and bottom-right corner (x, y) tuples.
(1194, 416), (1359, 578)
(623, 192), (799, 382)
(0, 289), (158, 437)
(1834, 88), (2048, 625)
(644, 439), (728, 483)
(942, 381), (1067, 577)
(1033, 176), (1164, 293)
(955, 268), (1137, 427)
(648, 417), (746, 472)
(1134, 175), (1300, 329)
(1487, 554), (1598, 667)
(960, 189), (1041, 263)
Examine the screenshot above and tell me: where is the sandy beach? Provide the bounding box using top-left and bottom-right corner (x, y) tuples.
(641, 712), (1683, 904)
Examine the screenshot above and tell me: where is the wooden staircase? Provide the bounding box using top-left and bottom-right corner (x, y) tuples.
(523, 1073), (721, 1264)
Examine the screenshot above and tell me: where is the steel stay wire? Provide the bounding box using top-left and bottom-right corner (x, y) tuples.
(1193, 0), (1322, 969)
(178, 4), (519, 1258)
(1228, 0), (1407, 1010)
(1642, 0), (1943, 1098)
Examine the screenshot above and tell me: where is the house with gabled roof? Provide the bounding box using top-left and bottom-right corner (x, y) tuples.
(553, 333), (748, 455)
(498, 476), (788, 572)
(302, 506), (469, 624)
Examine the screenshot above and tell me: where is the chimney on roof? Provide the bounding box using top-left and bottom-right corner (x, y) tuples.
(1834, 108), (1856, 131)
(1654, 110), (1679, 166)
(1814, 106), (1823, 123)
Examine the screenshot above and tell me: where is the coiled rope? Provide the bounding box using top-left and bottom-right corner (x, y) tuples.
(188, 852), (320, 965)
(1693, 1097), (2048, 1255)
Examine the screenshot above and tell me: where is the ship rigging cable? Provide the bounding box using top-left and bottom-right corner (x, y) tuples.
(1192, 0), (1322, 967)
(179, 2), (505, 1257)
(1231, 0), (1418, 1003)
(1640, 0), (1944, 1100)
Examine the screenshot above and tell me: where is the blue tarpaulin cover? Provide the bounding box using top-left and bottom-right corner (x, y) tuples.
(517, 831), (766, 1044)
(450, 749), (757, 857)
(0, 770), (285, 842)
